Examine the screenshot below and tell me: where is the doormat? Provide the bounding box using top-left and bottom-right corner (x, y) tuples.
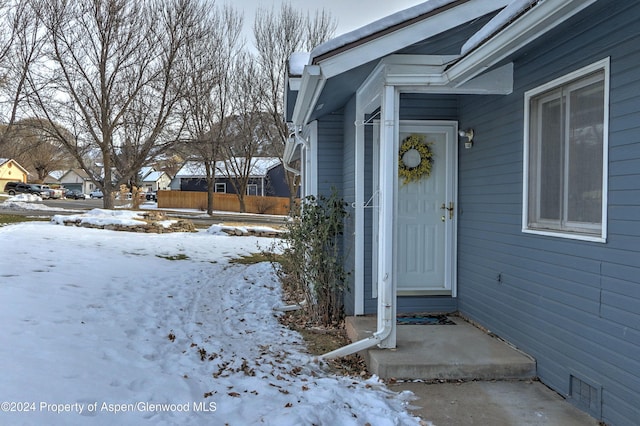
(396, 314), (456, 325)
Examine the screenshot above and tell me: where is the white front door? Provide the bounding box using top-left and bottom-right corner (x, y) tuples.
(396, 121), (457, 295)
(372, 120), (458, 298)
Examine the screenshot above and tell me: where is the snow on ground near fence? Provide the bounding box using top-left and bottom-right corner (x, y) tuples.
(0, 212), (420, 425)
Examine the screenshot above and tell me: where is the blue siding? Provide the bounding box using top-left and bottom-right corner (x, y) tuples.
(316, 111), (344, 196)
(457, 2), (640, 425)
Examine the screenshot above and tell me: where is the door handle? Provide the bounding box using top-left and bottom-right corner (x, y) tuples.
(440, 202), (454, 220)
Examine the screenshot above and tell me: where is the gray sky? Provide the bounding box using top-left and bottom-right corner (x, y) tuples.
(228, 0), (425, 41)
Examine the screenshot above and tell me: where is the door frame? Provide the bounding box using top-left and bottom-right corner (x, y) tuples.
(372, 120), (458, 298)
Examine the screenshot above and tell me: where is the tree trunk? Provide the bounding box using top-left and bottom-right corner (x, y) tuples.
(238, 194), (246, 213)
(207, 178), (214, 216)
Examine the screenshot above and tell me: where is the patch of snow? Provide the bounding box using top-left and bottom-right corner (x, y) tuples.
(0, 213), (421, 425)
(5, 193), (43, 202)
(247, 225), (282, 234)
(157, 220), (178, 228)
(51, 208), (148, 227)
(289, 52), (311, 76)
(461, 0), (539, 55)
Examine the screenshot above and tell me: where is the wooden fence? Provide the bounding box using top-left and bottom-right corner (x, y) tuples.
(157, 191), (293, 216)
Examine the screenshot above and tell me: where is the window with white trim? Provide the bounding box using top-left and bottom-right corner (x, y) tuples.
(524, 59), (608, 241)
(215, 183), (226, 193)
(246, 184), (258, 196)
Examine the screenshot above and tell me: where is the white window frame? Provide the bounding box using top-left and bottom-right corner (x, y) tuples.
(246, 184), (258, 196)
(523, 58), (609, 243)
(215, 183), (226, 193)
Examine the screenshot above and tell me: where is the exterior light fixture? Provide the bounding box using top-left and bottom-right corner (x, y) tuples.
(459, 129), (474, 149)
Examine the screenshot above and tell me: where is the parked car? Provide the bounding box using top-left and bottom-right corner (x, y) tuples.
(89, 189), (103, 199)
(41, 185), (64, 199)
(145, 191), (157, 201)
(3, 181), (46, 197)
(30, 184), (50, 199)
(65, 189), (87, 199)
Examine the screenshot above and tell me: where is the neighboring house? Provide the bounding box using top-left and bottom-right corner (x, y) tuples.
(139, 168), (171, 192)
(170, 161), (202, 191)
(58, 169), (97, 194)
(0, 158), (29, 192)
(284, 1), (639, 425)
(173, 158), (290, 197)
(44, 170), (66, 185)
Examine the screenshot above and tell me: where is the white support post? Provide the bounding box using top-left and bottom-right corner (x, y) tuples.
(377, 85), (398, 349)
(354, 101), (365, 315)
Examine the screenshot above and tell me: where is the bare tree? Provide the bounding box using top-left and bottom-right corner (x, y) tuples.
(180, 3), (243, 215)
(0, 0), (44, 150)
(217, 53), (274, 213)
(1, 118), (74, 181)
(28, 0), (197, 208)
(253, 3), (337, 210)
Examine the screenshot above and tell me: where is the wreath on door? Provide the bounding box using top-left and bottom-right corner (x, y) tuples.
(398, 134), (433, 185)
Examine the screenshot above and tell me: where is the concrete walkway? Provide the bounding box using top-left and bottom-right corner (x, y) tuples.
(388, 380), (600, 426)
(345, 316), (600, 425)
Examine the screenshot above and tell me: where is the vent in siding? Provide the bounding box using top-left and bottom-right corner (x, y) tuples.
(568, 372), (602, 419)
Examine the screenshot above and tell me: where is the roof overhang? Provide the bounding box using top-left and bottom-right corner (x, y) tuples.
(290, 65), (324, 128)
(311, 0), (511, 79)
(446, 0), (600, 85)
(289, 0), (510, 128)
(287, 0), (601, 164)
(370, 54), (514, 94)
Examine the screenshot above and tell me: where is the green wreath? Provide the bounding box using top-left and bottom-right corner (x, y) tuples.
(398, 134), (433, 185)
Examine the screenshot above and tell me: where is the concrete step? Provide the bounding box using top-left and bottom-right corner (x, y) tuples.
(345, 316), (536, 380)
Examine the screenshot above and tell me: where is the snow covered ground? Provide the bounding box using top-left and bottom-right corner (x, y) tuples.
(0, 205), (420, 425)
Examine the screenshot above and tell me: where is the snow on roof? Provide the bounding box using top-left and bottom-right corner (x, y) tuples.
(461, 0), (538, 55)
(176, 158), (281, 178)
(216, 157), (281, 178)
(48, 170), (66, 180)
(139, 166), (154, 179)
(142, 171), (165, 182)
(309, 0), (460, 61)
(175, 161), (207, 177)
(289, 52), (311, 76)
(0, 158), (8, 165)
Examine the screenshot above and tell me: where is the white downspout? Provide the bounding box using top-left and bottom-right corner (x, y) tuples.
(322, 85), (398, 359)
(282, 133), (309, 176)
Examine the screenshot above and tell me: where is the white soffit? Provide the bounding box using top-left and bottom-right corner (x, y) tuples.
(357, 55), (513, 103)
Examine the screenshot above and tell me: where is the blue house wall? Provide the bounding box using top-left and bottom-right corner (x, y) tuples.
(456, 2), (640, 424)
(310, 2), (638, 423)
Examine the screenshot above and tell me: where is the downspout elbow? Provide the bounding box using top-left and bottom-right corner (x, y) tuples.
(282, 133), (308, 176)
(320, 318), (393, 360)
